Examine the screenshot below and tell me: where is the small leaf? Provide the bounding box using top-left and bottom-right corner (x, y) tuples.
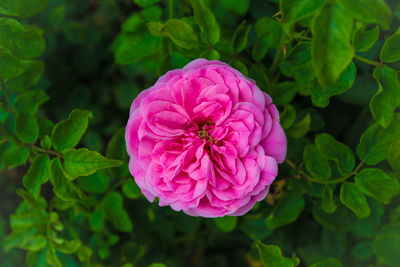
(14, 90), (49, 115)
(311, 4), (353, 88)
(221, 0), (249, 15)
(49, 158), (83, 201)
(0, 18), (46, 59)
(353, 25), (380, 52)
(214, 216), (237, 232)
(46, 246), (62, 267)
(6, 60), (44, 92)
(315, 133), (355, 175)
(63, 148), (122, 180)
(336, 0), (392, 30)
(23, 155), (49, 199)
(77, 245), (92, 262)
(280, 104), (296, 130)
(89, 209), (104, 232)
(340, 182), (371, 219)
(388, 141), (400, 171)
(191, 0), (220, 45)
(0, 0), (48, 17)
(352, 241), (374, 260)
(370, 66), (400, 128)
(310, 258), (342, 267)
(354, 168), (400, 204)
(303, 144), (331, 180)
(10, 211), (47, 231)
(77, 170), (109, 194)
(373, 235), (400, 267)
(255, 241), (295, 267)
(51, 109), (93, 152)
(270, 82), (297, 106)
(4, 145), (29, 169)
(53, 239), (81, 254)
(321, 186), (337, 213)
(252, 18), (281, 62)
(15, 111), (39, 143)
(232, 21), (251, 54)
(265, 193), (305, 230)
(4, 228), (46, 252)
(102, 192), (133, 232)
(40, 135), (51, 150)
(0, 47), (24, 79)
(287, 113), (311, 138)
(122, 179), (142, 199)
(133, 0), (160, 7)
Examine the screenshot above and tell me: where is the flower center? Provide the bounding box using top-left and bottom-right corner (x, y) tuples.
(196, 121), (218, 144)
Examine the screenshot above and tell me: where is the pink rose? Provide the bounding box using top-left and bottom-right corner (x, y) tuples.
(125, 59), (287, 217)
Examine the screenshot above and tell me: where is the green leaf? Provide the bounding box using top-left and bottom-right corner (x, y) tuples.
(15, 111), (39, 143)
(53, 239), (81, 254)
(356, 114), (400, 165)
(221, 0), (249, 15)
(0, 18), (46, 59)
(77, 245), (92, 262)
(270, 82), (297, 106)
(312, 202), (356, 232)
(315, 133), (355, 175)
(40, 135), (51, 150)
(252, 18), (281, 62)
(287, 113), (311, 138)
(280, 104), (296, 130)
(336, 0), (392, 30)
(265, 193), (305, 230)
(122, 179), (142, 199)
(122, 6), (162, 33)
(309, 62), (356, 107)
(10, 211), (47, 231)
(214, 216), (237, 232)
(255, 241), (295, 267)
(0, 0), (48, 17)
(63, 148), (122, 180)
(321, 186), (337, 213)
(370, 66), (400, 128)
(113, 32), (161, 65)
(340, 182), (371, 219)
(353, 25), (380, 52)
(4, 228), (46, 252)
(303, 144), (331, 180)
(4, 145), (29, 169)
(7, 60), (44, 92)
(51, 109), (93, 152)
(49, 158), (83, 201)
(232, 21), (251, 54)
(373, 235), (400, 267)
(106, 127), (129, 178)
(46, 246), (62, 267)
(102, 192), (133, 232)
(133, 0), (160, 7)
(23, 155), (49, 199)
(77, 170), (109, 194)
(310, 258), (342, 267)
(351, 241), (374, 260)
(191, 0), (220, 45)
(147, 19), (197, 49)
(89, 209), (104, 232)
(388, 141), (400, 171)
(0, 47), (24, 79)
(280, 0), (327, 31)
(354, 168), (400, 204)
(26, 248), (47, 267)
(311, 4), (353, 88)
(14, 90), (49, 115)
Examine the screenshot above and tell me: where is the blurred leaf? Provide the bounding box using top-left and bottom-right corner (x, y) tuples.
(15, 111), (39, 143)
(0, 18), (46, 59)
(147, 19), (198, 49)
(46, 246), (61, 267)
(312, 204), (356, 232)
(4, 228), (46, 252)
(271, 81), (297, 106)
(51, 109), (93, 152)
(53, 239), (81, 254)
(40, 135), (51, 150)
(10, 210), (47, 231)
(214, 216), (237, 232)
(351, 241), (373, 260)
(0, 48), (25, 79)
(77, 245), (92, 262)
(89, 209), (104, 232)
(309, 62), (356, 107)
(303, 144), (331, 180)
(14, 90), (49, 115)
(102, 192), (133, 232)
(354, 168), (400, 204)
(122, 6), (162, 32)
(77, 170), (109, 194)
(114, 32), (161, 65)
(0, 0), (48, 17)
(340, 182), (371, 219)
(221, 0), (248, 15)
(321, 186), (337, 213)
(265, 193), (305, 230)
(26, 248), (47, 267)
(388, 141), (400, 171)
(4, 145), (29, 169)
(7, 60), (44, 92)
(122, 179), (142, 199)
(49, 158), (83, 201)
(63, 148), (122, 180)
(280, 104), (296, 130)
(370, 66), (400, 128)
(311, 4), (353, 88)
(353, 25), (380, 52)
(107, 127), (129, 178)
(252, 18), (281, 61)
(373, 235), (400, 267)
(133, 0), (160, 7)
(23, 155), (49, 199)
(232, 21), (251, 54)
(255, 241), (295, 267)
(315, 133), (355, 175)
(287, 113), (311, 138)
(191, 0), (220, 45)
(310, 258), (342, 267)
(336, 0), (392, 30)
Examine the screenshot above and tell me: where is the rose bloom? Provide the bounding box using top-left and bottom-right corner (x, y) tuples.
(125, 59), (287, 218)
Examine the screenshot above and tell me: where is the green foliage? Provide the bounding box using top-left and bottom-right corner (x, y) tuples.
(1, 0), (400, 266)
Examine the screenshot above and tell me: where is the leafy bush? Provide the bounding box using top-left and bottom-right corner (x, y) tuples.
(1, 0), (400, 266)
